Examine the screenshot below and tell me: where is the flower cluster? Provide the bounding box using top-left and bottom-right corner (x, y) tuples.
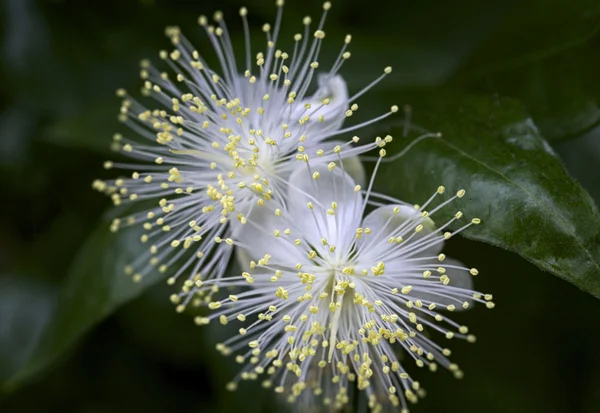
(93, 0), (395, 288)
(94, 2), (494, 412)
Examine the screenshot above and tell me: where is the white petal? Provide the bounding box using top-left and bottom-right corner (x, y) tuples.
(287, 164), (362, 250)
(357, 204), (444, 258)
(291, 74), (348, 131)
(234, 246), (252, 273)
(411, 258), (474, 311)
(235, 205), (304, 265)
(340, 155), (366, 187)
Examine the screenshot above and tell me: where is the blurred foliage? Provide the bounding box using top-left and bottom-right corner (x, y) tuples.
(1, 0), (600, 412)
(4, 227), (165, 390)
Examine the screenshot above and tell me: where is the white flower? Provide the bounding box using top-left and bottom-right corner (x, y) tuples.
(187, 161), (494, 412)
(93, 1), (397, 290)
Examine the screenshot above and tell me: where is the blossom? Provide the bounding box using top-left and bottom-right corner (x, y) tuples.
(187, 160), (494, 412)
(92, 1), (397, 289)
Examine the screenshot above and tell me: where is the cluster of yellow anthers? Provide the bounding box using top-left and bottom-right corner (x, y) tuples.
(165, 160), (493, 413)
(93, 0), (397, 290)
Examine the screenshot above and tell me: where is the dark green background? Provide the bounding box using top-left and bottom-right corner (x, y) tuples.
(2, 0), (600, 412)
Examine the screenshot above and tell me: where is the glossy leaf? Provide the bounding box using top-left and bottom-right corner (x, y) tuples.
(3, 226), (163, 391)
(380, 93), (600, 297)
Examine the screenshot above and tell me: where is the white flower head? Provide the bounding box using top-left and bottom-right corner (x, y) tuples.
(188, 160), (494, 412)
(93, 1), (397, 289)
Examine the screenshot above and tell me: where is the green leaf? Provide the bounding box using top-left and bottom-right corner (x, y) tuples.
(3, 226), (163, 391)
(0, 277), (58, 383)
(380, 93), (600, 297)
